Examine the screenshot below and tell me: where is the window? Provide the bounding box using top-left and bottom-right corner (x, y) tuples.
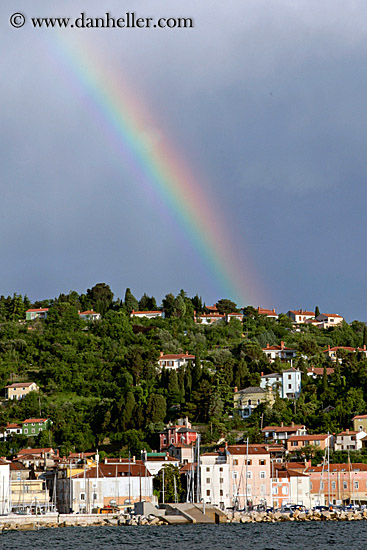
(93, 493), (98, 500)
(310, 482), (313, 490)
(24, 429), (28, 434)
(292, 441), (298, 447)
(220, 478), (224, 484)
(219, 467), (223, 472)
(260, 471), (266, 479)
(246, 485), (252, 495)
(232, 472), (238, 479)
(233, 459), (238, 466)
(288, 375), (292, 380)
(272, 486), (278, 495)
(288, 384), (292, 389)
(246, 459), (252, 466)
(343, 481), (348, 489)
(246, 472), (252, 479)
(282, 486), (288, 495)
(354, 481), (359, 490)
(80, 493), (85, 500)
(260, 459), (266, 465)
(206, 467), (210, 472)
(331, 481), (336, 490)
(220, 490), (223, 496)
(206, 478), (210, 484)
(206, 490), (210, 496)
(32, 428), (35, 433)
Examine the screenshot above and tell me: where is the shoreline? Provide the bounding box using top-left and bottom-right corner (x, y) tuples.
(2, 509), (367, 531)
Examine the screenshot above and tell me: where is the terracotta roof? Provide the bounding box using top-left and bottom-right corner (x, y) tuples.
(131, 310), (162, 314)
(1, 423), (22, 430)
(263, 344), (296, 351)
(319, 313), (343, 318)
(26, 308), (49, 313)
(18, 448), (54, 456)
(337, 431), (359, 436)
(257, 308), (278, 316)
(195, 314), (225, 318)
(353, 415), (367, 420)
(288, 310), (314, 316)
(79, 310), (100, 315)
(263, 425), (305, 433)
(72, 463), (151, 478)
(10, 461), (26, 470)
(146, 456), (178, 462)
(22, 418), (47, 424)
(323, 346), (356, 353)
(227, 444), (269, 455)
(307, 367), (335, 376)
(159, 353), (195, 360)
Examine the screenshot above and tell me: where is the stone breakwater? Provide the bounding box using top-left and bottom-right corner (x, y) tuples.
(226, 509), (367, 523)
(2, 509), (367, 530)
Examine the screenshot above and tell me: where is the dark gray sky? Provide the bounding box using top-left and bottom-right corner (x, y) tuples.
(2, 0), (367, 320)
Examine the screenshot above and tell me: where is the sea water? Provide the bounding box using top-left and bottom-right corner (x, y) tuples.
(3, 522), (367, 550)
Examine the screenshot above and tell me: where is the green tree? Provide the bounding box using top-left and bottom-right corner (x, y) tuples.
(216, 299), (238, 314)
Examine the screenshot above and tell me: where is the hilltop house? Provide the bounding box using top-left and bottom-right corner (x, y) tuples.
(234, 386), (275, 418)
(158, 351), (195, 371)
(287, 309), (315, 324)
(159, 418), (198, 451)
(286, 434), (334, 453)
(22, 418), (51, 437)
(5, 382), (39, 401)
(262, 342), (297, 362)
(78, 310), (101, 321)
(315, 313), (344, 329)
(335, 429), (367, 451)
(256, 307), (278, 319)
(194, 312), (225, 324)
(262, 423), (307, 445)
(26, 308), (49, 320)
(130, 309), (164, 319)
(260, 368), (302, 399)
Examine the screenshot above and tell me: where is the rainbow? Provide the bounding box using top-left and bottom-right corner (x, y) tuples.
(50, 35), (266, 306)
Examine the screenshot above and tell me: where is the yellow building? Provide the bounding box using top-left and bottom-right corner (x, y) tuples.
(353, 414), (367, 433)
(234, 386), (274, 419)
(5, 382), (39, 401)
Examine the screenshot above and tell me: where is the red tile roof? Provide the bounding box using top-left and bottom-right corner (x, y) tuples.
(353, 415), (367, 420)
(17, 448), (54, 456)
(22, 418), (47, 424)
(159, 353), (195, 360)
(5, 382), (36, 388)
(289, 310), (314, 316)
(257, 307), (277, 316)
(263, 425), (305, 433)
(26, 308), (49, 313)
(227, 444), (269, 455)
(131, 310), (162, 314)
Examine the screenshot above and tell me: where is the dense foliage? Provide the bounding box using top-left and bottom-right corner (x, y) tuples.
(0, 285), (366, 461)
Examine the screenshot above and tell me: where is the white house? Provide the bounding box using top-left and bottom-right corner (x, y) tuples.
(200, 452), (231, 510)
(130, 310), (164, 319)
(78, 310), (101, 321)
(194, 313), (225, 324)
(226, 313), (244, 322)
(141, 451), (179, 476)
(335, 429), (367, 451)
(287, 310), (315, 324)
(256, 307), (279, 319)
(262, 342), (297, 362)
(158, 351), (195, 370)
(315, 313), (344, 329)
(0, 423), (23, 440)
(260, 368), (302, 399)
